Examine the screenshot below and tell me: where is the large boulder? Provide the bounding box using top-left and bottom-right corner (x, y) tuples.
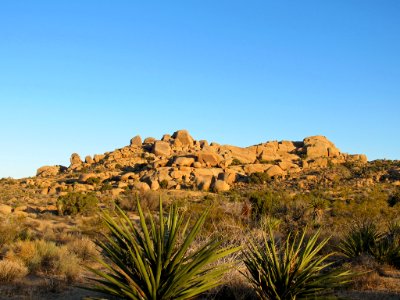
(196, 176), (213, 191)
(130, 135), (142, 147)
(78, 173), (99, 183)
(70, 153), (82, 165)
(307, 157), (328, 168)
(36, 165), (66, 177)
(222, 145), (257, 164)
(218, 170), (238, 185)
(193, 168), (217, 177)
(134, 182), (150, 192)
(85, 155), (94, 164)
(144, 137), (156, 144)
(174, 156), (195, 167)
(213, 180), (230, 192)
(266, 165), (285, 178)
(172, 130), (194, 147)
(120, 172), (139, 181)
(153, 141), (171, 157)
(244, 164), (272, 174)
(303, 136), (341, 159)
(196, 152), (222, 167)
(93, 154), (105, 163)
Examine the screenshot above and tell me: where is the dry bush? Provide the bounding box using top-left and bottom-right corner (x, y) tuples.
(57, 247), (81, 283)
(5, 240), (36, 263)
(66, 236), (98, 262)
(0, 259), (28, 282)
(0, 216), (25, 249)
(117, 190), (170, 212)
(6, 240), (81, 282)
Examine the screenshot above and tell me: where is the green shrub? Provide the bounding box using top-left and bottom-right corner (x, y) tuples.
(159, 179), (168, 189)
(86, 198), (239, 299)
(86, 177), (100, 185)
(243, 228), (351, 299)
(0, 216), (24, 248)
(248, 172), (271, 184)
(56, 192), (98, 216)
(230, 158), (243, 166)
(388, 189), (400, 207)
(248, 190), (283, 221)
(100, 182), (113, 191)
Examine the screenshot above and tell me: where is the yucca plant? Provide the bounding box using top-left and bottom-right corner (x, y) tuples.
(243, 228), (351, 299)
(86, 198), (239, 299)
(371, 236), (400, 268)
(339, 220), (400, 268)
(338, 221), (382, 258)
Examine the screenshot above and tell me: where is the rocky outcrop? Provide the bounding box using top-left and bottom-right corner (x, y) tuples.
(31, 130), (368, 193)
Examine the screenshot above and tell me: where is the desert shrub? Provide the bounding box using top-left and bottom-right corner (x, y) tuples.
(248, 172), (271, 184)
(5, 240), (35, 263)
(248, 190), (285, 222)
(231, 158), (243, 166)
(25, 240), (60, 273)
(57, 247), (81, 282)
(86, 177), (100, 185)
(86, 198), (239, 299)
(139, 190), (164, 211)
(0, 216), (24, 248)
(66, 236), (98, 262)
(6, 240), (81, 282)
(0, 259), (28, 282)
(100, 182), (113, 191)
(388, 189), (400, 207)
(56, 192), (98, 216)
(243, 228), (351, 299)
(159, 179), (169, 189)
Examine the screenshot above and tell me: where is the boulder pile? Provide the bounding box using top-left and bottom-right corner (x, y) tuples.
(35, 130), (368, 194)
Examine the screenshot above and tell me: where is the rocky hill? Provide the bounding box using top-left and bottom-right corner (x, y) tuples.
(30, 129), (371, 196)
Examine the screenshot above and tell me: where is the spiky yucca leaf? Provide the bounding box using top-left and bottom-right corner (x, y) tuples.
(338, 221), (382, 258)
(86, 198), (239, 299)
(243, 228), (351, 300)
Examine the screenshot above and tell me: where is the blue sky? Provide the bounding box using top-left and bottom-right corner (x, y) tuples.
(0, 1), (399, 178)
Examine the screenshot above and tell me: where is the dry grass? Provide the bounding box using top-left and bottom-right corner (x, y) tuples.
(66, 236), (98, 262)
(5, 239), (82, 282)
(0, 259), (28, 282)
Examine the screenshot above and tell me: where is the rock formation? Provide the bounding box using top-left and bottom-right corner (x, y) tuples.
(34, 130), (368, 194)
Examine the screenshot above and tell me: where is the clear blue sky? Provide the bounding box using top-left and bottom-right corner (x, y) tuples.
(1, 1), (399, 178)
